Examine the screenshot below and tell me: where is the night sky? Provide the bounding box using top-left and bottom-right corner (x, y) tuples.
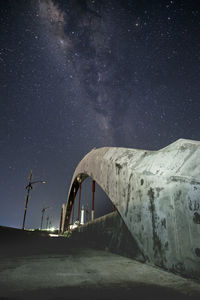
(1, 0), (200, 229)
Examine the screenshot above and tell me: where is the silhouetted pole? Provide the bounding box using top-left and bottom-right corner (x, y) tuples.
(22, 170), (47, 230)
(49, 216), (52, 229)
(91, 180), (95, 221)
(40, 206), (50, 229)
(46, 215), (49, 229)
(78, 182), (82, 222)
(22, 170), (33, 230)
(41, 208), (45, 229)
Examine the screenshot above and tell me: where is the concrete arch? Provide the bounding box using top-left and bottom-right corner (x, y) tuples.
(63, 139), (200, 278)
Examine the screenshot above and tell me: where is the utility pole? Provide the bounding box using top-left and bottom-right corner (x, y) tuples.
(22, 170), (33, 230)
(22, 170), (47, 230)
(46, 215), (49, 229)
(40, 206), (50, 230)
(49, 216), (52, 229)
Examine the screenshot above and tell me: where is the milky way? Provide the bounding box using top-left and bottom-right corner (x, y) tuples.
(0, 0), (200, 228)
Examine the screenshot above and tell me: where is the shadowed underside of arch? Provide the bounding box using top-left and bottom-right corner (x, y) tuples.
(62, 139), (200, 279)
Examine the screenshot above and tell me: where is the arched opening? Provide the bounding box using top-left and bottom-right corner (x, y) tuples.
(61, 173), (144, 262)
(67, 175), (115, 229)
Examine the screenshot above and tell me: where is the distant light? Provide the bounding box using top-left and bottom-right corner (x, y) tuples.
(49, 234), (59, 237)
(42, 181), (47, 184)
(70, 222), (79, 230)
(50, 227), (56, 232)
(77, 175), (81, 183)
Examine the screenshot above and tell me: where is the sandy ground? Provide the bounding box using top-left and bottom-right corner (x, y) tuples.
(0, 245), (200, 300)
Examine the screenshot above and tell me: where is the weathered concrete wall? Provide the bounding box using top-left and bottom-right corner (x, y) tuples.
(63, 139), (200, 279)
(69, 211), (145, 262)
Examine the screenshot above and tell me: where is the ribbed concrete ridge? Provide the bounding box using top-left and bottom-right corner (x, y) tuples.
(63, 139), (200, 279)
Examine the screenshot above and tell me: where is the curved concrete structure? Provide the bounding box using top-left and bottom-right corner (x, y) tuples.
(63, 139), (200, 278)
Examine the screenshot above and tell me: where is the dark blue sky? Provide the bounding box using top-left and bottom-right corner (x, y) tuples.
(1, 0), (200, 229)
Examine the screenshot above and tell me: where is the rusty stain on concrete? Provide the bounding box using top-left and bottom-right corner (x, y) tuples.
(62, 138), (200, 279)
(148, 188), (163, 265)
(193, 212), (200, 224)
(195, 248), (200, 257)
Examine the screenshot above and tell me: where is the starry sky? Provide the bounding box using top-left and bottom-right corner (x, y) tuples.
(1, 0), (200, 229)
